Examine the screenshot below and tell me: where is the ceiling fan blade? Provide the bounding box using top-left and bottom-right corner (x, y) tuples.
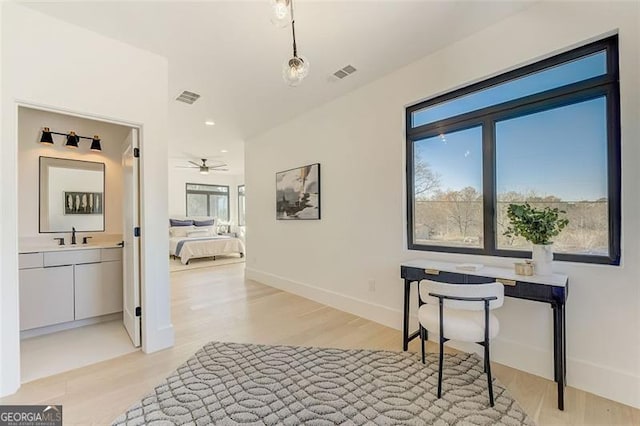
(188, 161), (201, 167)
(213, 169), (229, 172)
(176, 166), (197, 169)
(209, 164), (229, 169)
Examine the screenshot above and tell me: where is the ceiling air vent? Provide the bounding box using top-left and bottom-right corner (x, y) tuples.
(329, 64), (357, 82)
(176, 90), (201, 105)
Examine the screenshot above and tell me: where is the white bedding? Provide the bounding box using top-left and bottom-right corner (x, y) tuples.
(169, 236), (245, 265)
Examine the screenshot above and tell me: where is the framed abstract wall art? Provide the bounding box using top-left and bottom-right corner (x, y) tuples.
(276, 163), (320, 220)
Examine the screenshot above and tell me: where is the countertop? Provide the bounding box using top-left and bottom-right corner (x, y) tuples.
(19, 242), (123, 254)
(402, 258), (568, 287)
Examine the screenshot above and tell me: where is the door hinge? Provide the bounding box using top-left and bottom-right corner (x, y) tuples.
(134, 227), (141, 237)
(135, 306), (141, 317)
(133, 147), (140, 158)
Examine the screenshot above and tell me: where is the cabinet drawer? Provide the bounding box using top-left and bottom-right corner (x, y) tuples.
(44, 249), (101, 267)
(19, 266), (74, 330)
(401, 266), (465, 284)
(19, 253), (44, 269)
(101, 247), (122, 262)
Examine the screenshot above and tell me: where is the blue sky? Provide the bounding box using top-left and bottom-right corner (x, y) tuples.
(413, 51), (609, 201)
(412, 51), (606, 127)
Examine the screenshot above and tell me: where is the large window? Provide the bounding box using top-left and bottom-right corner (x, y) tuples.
(186, 183), (229, 220)
(406, 36), (620, 265)
(238, 185), (246, 226)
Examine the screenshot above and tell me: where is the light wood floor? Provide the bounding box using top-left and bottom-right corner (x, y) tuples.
(2, 263), (638, 425)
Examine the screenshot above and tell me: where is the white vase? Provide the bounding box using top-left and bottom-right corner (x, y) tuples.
(532, 244), (554, 275)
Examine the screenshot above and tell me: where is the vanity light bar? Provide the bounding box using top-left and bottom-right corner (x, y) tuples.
(40, 127), (102, 152)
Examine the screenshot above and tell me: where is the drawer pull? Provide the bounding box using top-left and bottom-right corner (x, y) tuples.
(497, 278), (516, 286)
(425, 269), (440, 275)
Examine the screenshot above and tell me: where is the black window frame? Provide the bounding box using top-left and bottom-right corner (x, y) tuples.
(238, 185), (246, 226)
(406, 35), (621, 265)
(185, 183), (230, 221)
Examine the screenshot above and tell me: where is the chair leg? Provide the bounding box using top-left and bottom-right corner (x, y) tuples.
(420, 325), (426, 364)
(437, 336), (444, 399)
(485, 340), (494, 407)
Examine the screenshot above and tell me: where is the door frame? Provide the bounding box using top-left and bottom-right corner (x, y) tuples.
(4, 100), (147, 391)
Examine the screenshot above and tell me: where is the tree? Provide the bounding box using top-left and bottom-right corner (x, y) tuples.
(439, 187), (482, 239)
(414, 159), (441, 199)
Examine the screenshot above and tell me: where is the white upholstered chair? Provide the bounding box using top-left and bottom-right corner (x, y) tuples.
(418, 280), (504, 406)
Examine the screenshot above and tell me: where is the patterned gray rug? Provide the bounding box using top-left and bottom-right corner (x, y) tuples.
(113, 342), (534, 425)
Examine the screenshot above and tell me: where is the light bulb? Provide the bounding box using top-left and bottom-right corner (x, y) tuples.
(282, 56), (310, 86)
(270, 0), (291, 28)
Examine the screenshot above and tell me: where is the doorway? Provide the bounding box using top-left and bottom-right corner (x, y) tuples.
(16, 106), (142, 383)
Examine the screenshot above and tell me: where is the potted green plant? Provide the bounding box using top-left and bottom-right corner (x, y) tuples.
(503, 203), (569, 275)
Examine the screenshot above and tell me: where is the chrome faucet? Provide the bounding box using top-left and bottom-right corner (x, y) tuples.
(71, 227), (77, 245)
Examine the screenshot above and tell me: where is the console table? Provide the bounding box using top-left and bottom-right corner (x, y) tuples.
(401, 259), (568, 410)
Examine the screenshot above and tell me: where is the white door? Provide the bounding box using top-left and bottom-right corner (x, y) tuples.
(122, 129), (141, 347)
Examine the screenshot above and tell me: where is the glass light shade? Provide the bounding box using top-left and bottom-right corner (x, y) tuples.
(270, 0), (291, 28)
(282, 56), (310, 86)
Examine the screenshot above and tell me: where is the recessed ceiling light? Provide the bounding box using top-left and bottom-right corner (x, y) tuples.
(205, 120), (215, 126)
(221, 149), (228, 153)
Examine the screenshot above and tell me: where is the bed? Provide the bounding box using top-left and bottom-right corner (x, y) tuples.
(169, 219), (245, 265)
(169, 235), (245, 264)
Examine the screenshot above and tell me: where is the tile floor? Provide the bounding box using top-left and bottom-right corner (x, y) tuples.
(20, 319), (138, 383)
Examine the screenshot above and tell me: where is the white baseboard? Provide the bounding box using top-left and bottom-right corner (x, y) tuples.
(567, 355), (640, 408)
(246, 267), (640, 409)
(20, 312), (122, 339)
(245, 268), (402, 330)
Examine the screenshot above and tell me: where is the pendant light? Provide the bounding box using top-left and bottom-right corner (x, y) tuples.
(281, 0), (309, 86)
(270, 0), (291, 28)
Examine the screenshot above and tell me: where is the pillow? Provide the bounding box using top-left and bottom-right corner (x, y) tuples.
(187, 230), (211, 238)
(195, 225), (216, 236)
(169, 225), (194, 238)
(194, 219), (215, 227)
(170, 218), (193, 227)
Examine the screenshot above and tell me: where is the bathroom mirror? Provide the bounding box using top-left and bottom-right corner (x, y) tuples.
(39, 157), (105, 233)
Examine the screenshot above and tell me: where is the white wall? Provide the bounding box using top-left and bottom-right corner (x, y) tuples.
(0, 0), (6, 401)
(0, 3), (174, 396)
(245, 1), (640, 408)
(18, 107), (130, 242)
(168, 162), (244, 232)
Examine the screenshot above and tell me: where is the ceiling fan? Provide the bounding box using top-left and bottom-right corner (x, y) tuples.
(176, 158), (228, 175)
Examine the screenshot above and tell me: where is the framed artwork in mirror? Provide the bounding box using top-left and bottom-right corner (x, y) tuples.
(63, 192), (103, 215)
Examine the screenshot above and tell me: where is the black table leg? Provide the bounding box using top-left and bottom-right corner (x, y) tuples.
(553, 306), (559, 383)
(403, 279), (411, 351)
(563, 302), (567, 383)
(553, 302), (566, 410)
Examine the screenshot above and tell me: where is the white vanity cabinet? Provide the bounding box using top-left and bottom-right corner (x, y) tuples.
(75, 251), (123, 320)
(18, 246), (123, 332)
(19, 265), (74, 330)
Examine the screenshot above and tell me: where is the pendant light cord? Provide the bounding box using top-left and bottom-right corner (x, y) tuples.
(290, 0), (298, 57)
